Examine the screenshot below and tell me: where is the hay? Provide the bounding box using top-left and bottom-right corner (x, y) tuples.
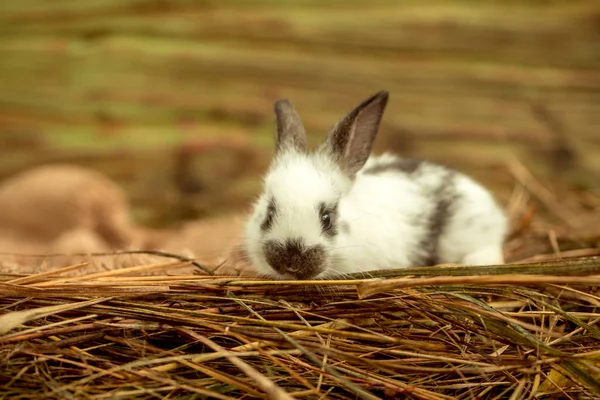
(1, 253), (600, 399)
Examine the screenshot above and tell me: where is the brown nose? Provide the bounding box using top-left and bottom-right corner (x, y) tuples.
(264, 239), (326, 279)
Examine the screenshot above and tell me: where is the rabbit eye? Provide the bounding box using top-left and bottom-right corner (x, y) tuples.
(261, 198), (277, 232)
(318, 202), (338, 237)
(321, 213), (332, 229)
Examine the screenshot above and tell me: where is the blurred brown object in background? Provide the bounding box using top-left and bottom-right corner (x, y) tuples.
(0, 163), (254, 276)
(144, 134), (270, 225)
(0, 164), (138, 249)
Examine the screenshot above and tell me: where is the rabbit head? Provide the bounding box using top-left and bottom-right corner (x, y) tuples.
(244, 91), (389, 279)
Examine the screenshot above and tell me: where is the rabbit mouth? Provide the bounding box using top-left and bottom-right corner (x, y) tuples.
(263, 238), (326, 280)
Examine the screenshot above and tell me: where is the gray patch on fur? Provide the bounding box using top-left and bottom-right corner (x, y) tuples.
(339, 221), (350, 234)
(363, 157), (423, 175)
(415, 170), (459, 266)
(263, 238), (326, 279)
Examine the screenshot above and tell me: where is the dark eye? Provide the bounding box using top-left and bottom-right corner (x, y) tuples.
(261, 198), (277, 232)
(318, 201), (338, 237)
(321, 212), (332, 231)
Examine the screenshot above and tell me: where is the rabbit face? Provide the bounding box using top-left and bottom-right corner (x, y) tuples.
(244, 151), (351, 279)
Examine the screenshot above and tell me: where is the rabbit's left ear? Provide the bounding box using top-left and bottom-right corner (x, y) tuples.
(319, 91), (389, 176)
(274, 99), (307, 154)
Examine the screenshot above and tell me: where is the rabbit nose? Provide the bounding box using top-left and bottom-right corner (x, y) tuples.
(264, 239), (326, 279)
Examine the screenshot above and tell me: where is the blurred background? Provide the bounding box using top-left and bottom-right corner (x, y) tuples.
(0, 0), (599, 263)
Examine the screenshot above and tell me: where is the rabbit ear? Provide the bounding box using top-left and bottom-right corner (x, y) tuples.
(274, 99), (307, 154)
(319, 91), (389, 176)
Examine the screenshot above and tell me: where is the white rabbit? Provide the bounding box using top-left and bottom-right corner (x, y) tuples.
(243, 91), (507, 279)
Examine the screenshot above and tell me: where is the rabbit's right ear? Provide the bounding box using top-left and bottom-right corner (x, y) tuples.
(319, 91), (389, 176)
(274, 99), (307, 154)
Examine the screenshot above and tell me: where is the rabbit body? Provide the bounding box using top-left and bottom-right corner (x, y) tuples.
(335, 153), (506, 275)
(244, 91), (507, 279)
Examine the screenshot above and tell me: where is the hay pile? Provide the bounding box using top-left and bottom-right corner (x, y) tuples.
(1, 251), (600, 399)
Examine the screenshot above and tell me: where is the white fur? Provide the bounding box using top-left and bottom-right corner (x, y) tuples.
(244, 150), (507, 279)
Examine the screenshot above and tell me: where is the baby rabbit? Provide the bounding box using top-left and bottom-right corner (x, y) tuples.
(244, 91), (507, 279)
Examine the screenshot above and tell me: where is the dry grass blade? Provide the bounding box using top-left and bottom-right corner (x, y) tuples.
(357, 274), (600, 299)
(0, 297), (110, 335)
(5, 262), (90, 285)
(31, 260), (192, 287)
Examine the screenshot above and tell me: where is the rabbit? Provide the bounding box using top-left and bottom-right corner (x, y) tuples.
(243, 90), (508, 280)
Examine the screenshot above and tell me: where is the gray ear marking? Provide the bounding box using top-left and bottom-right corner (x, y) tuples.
(274, 99), (307, 154)
(319, 90), (389, 176)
